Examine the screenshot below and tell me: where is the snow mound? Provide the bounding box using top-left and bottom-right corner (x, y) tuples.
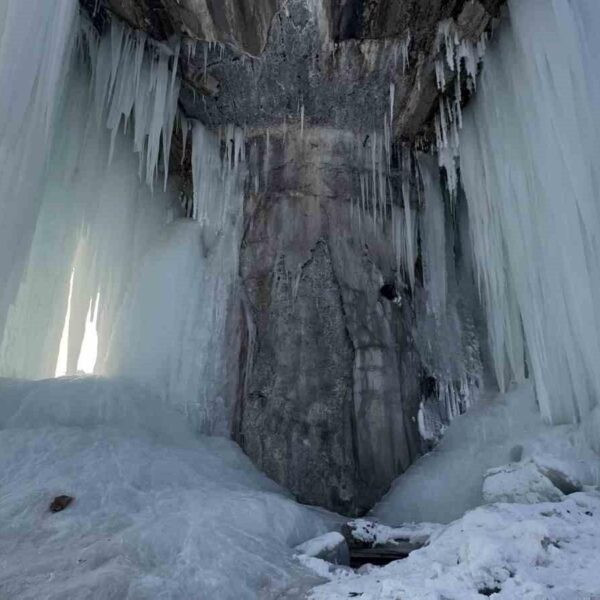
(311, 492), (600, 599)
(0, 377), (339, 599)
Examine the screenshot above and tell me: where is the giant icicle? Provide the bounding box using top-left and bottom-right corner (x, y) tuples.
(0, 0), (79, 348)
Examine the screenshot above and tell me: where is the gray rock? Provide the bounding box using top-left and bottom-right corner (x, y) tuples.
(234, 128), (423, 515)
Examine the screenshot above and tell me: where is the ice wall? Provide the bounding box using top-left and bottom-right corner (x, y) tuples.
(0, 3), (182, 381)
(0, 2), (244, 433)
(103, 123), (245, 434)
(458, 0), (600, 442)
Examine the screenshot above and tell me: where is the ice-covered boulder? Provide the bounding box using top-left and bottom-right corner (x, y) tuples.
(483, 460), (564, 504)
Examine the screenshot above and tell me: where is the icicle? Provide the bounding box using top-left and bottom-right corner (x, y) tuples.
(418, 154), (447, 315)
(389, 82), (395, 130)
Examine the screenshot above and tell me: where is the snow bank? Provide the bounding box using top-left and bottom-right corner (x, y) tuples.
(0, 377), (339, 599)
(483, 461), (565, 505)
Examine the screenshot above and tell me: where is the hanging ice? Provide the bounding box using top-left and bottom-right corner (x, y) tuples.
(459, 0), (600, 445)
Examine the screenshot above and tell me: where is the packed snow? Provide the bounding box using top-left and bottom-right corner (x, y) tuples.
(0, 377), (340, 599)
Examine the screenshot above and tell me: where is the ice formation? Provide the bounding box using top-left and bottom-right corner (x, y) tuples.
(0, 1), (244, 431)
(373, 383), (599, 524)
(458, 0), (600, 442)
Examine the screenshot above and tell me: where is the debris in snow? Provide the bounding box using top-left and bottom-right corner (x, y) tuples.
(342, 520), (443, 568)
(49, 495), (74, 513)
(295, 532), (350, 566)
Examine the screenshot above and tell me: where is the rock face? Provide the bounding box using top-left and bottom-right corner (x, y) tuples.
(174, 0), (503, 139)
(102, 0), (278, 55)
(234, 129), (422, 515)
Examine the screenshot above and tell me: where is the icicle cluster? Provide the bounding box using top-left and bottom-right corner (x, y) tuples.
(191, 124), (245, 224)
(0, 1), (246, 435)
(433, 20), (487, 198)
(80, 19), (181, 189)
(459, 0), (600, 441)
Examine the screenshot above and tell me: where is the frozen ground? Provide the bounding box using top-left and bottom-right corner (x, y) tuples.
(2, 378), (599, 600)
(0, 377), (339, 600)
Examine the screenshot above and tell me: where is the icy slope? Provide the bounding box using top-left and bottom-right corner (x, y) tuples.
(0, 377), (338, 600)
(372, 384), (599, 524)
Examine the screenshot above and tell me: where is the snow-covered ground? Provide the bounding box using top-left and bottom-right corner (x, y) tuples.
(0, 377), (340, 599)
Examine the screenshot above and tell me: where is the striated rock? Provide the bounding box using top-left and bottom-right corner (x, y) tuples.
(234, 128), (424, 515)
(101, 0), (277, 55)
